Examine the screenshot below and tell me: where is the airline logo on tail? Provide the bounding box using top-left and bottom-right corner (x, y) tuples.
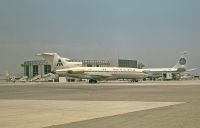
(56, 59), (63, 67)
(176, 57), (187, 72)
(179, 58), (186, 65)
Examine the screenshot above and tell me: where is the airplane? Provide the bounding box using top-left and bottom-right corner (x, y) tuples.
(56, 66), (147, 83)
(37, 53), (147, 83)
(141, 52), (188, 80)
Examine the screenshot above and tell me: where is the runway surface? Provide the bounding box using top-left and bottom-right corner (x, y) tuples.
(0, 80), (200, 128)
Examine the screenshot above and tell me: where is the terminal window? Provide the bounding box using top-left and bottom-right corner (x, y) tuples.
(25, 65), (29, 77)
(33, 65), (38, 76)
(44, 65), (51, 74)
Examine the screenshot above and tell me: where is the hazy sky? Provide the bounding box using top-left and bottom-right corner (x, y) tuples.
(0, 0), (200, 74)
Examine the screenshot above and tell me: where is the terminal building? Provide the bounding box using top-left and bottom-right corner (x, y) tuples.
(21, 60), (51, 78)
(69, 60), (110, 67)
(21, 59), (138, 78)
(118, 59), (137, 68)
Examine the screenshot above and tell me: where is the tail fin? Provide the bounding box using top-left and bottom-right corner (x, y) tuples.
(173, 51), (187, 72)
(36, 53), (82, 71)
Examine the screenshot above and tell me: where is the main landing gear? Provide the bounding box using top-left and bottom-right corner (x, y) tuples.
(89, 79), (97, 83)
(130, 79), (138, 82)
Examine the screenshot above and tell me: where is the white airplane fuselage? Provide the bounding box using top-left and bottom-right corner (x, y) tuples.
(140, 54), (187, 78)
(56, 67), (147, 80)
(142, 68), (178, 72)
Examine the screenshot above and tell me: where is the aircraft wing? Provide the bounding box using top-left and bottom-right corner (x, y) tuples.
(186, 67), (200, 72)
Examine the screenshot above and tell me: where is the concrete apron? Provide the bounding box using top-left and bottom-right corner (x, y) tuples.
(0, 100), (184, 128)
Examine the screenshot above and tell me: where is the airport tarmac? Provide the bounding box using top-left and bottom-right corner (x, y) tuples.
(0, 80), (200, 128)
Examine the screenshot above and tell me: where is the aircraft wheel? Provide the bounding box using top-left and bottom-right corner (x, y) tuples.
(130, 79), (138, 82)
(89, 79), (97, 83)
